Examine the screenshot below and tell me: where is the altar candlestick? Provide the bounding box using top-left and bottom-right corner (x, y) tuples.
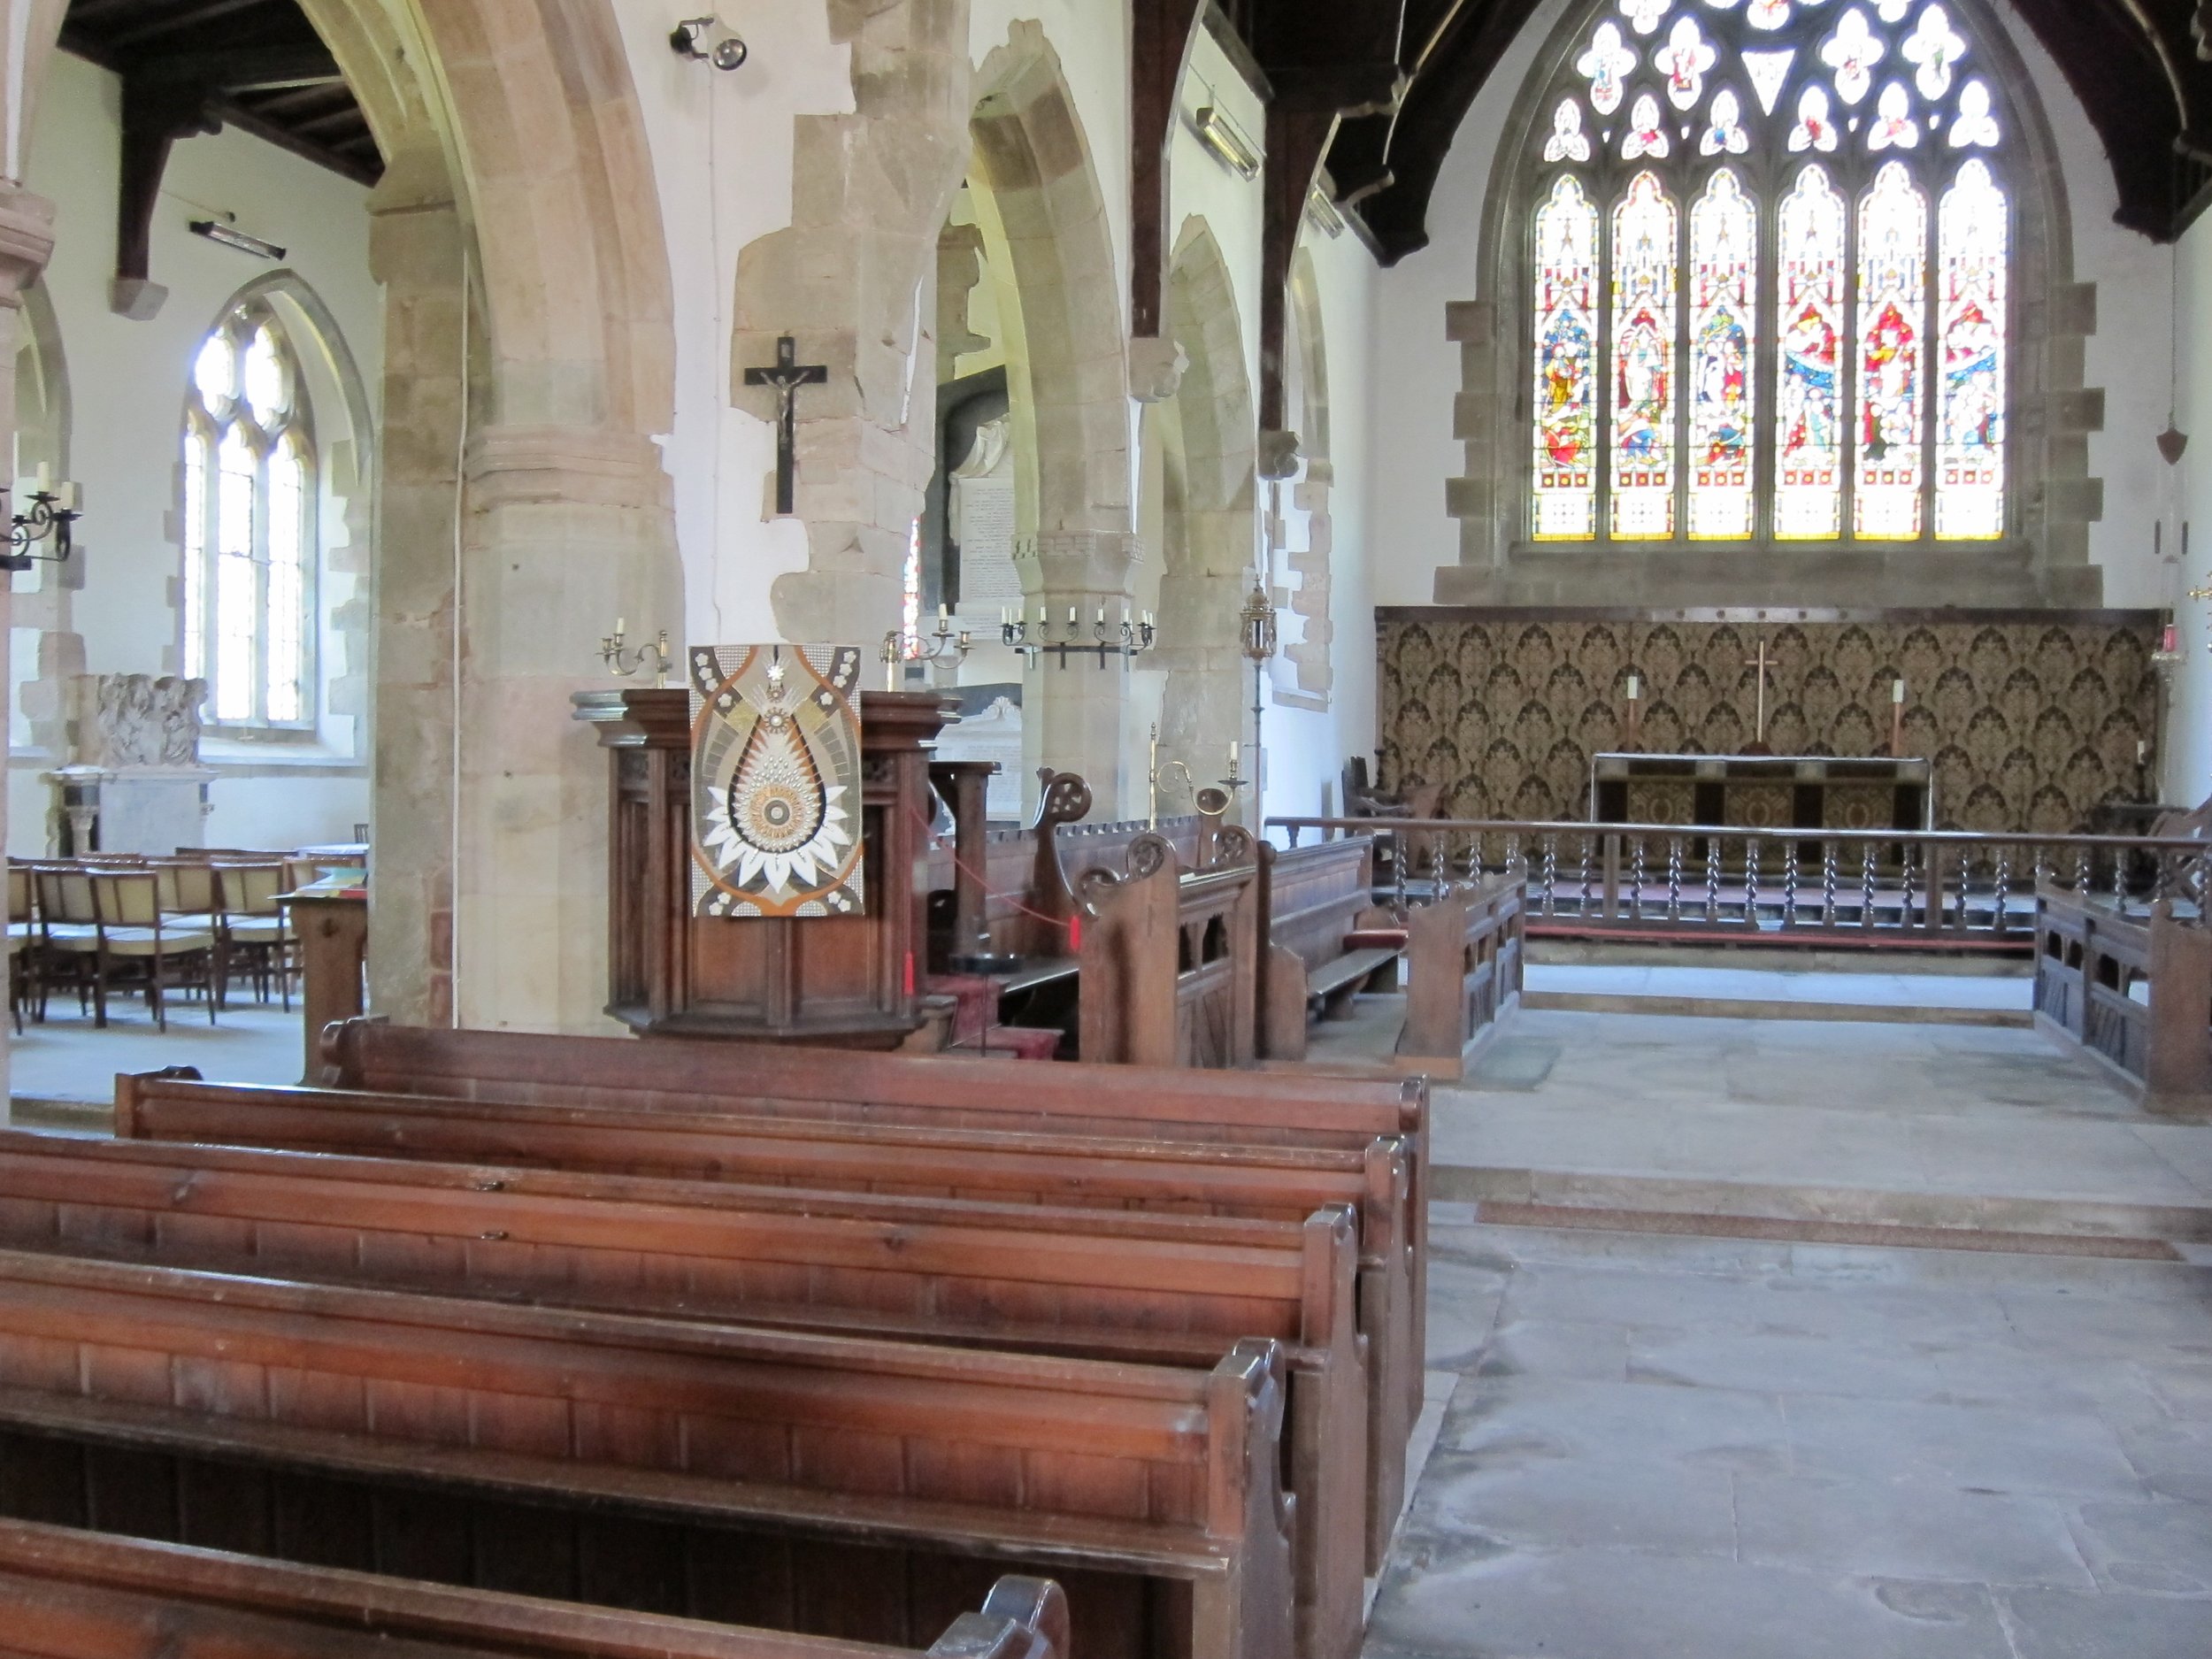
(1893, 679), (1906, 705)
(1624, 672), (1643, 743)
(1889, 679), (1907, 758)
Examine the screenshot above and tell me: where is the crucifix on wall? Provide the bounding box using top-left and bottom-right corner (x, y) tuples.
(743, 335), (829, 517)
(1744, 636), (1779, 757)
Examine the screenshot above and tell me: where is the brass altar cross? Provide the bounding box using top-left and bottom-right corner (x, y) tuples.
(1744, 637), (1778, 749)
(743, 335), (829, 517)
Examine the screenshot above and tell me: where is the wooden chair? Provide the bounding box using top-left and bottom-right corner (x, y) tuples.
(88, 869), (218, 1031)
(6, 865), (34, 1033)
(153, 858), (229, 1008)
(30, 864), (98, 1020)
(216, 861), (295, 1006)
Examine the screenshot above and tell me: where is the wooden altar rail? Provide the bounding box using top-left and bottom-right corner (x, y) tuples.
(1271, 818), (2212, 950)
(2034, 887), (2212, 1110)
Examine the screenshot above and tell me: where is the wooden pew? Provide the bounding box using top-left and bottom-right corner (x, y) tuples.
(2033, 884), (2212, 1112)
(1075, 833), (1261, 1068)
(0, 1246), (1291, 1659)
(1256, 838), (1405, 1062)
(119, 1071), (1412, 1573)
(0, 1516), (1068, 1659)
(9, 1122), (1367, 1659)
(312, 1019), (1434, 1394)
(1396, 879), (1526, 1079)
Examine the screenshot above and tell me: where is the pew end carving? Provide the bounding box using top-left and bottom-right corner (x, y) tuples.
(1077, 835), (1261, 1068)
(1397, 879), (1527, 1079)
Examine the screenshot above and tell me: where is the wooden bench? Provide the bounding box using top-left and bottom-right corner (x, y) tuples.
(0, 1516), (1068, 1659)
(312, 1019), (1434, 1394)
(2034, 884), (2212, 1112)
(0, 1246), (1292, 1659)
(1256, 839), (1405, 1062)
(1396, 879), (1526, 1079)
(16, 1120), (1368, 1659)
(1075, 833), (1261, 1068)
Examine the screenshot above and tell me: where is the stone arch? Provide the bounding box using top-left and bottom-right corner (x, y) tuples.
(1158, 216), (1257, 796)
(1273, 248), (1333, 711)
(969, 21), (1131, 539)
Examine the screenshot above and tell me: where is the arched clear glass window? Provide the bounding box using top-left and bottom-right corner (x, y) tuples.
(1524, 0), (2015, 548)
(180, 304), (316, 728)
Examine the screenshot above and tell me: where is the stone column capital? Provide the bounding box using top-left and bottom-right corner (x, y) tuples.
(465, 424), (672, 513)
(0, 185), (57, 307)
(1014, 531), (1144, 596)
(1129, 336), (1188, 404)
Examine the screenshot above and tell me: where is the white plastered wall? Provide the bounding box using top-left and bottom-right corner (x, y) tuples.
(10, 50), (380, 855)
(1363, 0), (2169, 610)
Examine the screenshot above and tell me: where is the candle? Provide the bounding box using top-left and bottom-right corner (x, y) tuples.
(938, 603), (949, 624)
(1230, 741), (1241, 769)
(614, 617), (626, 639)
(1625, 673), (1640, 701)
(1893, 679), (1906, 705)
(1068, 606), (1078, 626)
(1095, 604), (1106, 626)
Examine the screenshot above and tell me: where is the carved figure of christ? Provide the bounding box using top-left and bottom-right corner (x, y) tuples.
(743, 336), (829, 517)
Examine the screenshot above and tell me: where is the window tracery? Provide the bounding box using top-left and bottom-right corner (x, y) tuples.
(1525, 0), (2015, 547)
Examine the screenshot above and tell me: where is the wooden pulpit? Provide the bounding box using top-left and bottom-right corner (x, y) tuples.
(573, 687), (953, 1047)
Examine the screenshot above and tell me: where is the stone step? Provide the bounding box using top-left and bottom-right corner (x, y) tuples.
(1520, 988), (2032, 1027)
(1434, 1162), (2212, 1251)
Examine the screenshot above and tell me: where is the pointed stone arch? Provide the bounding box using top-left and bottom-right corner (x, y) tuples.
(1158, 216), (1257, 795)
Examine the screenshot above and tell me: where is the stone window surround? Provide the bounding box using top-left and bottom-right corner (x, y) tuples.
(1440, 0), (2104, 610)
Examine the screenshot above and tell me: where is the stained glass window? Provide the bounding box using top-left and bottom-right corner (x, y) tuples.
(180, 302), (317, 728)
(1690, 169), (1756, 540)
(1533, 174), (1600, 540)
(1938, 159), (2008, 539)
(1611, 172), (1678, 538)
(1524, 0), (2016, 547)
(1855, 162), (1928, 538)
(1776, 166), (1847, 541)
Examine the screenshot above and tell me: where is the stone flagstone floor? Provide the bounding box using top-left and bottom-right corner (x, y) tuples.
(1368, 1216), (2212, 1658)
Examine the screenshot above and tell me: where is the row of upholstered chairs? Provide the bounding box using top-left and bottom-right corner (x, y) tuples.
(7, 854), (308, 1033)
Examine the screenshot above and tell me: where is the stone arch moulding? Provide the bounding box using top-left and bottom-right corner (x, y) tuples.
(1274, 246), (1333, 711)
(970, 19), (1133, 541)
(1440, 0), (2101, 610)
(1159, 215), (1259, 780)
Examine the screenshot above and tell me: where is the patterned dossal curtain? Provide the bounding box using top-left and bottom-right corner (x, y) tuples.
(1378, 617), (2157, 833)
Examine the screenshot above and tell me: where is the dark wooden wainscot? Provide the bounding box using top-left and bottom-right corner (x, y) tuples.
(574, 687), (949, 1048)
(1076, 833), (1261, 1069)
(2034, 884), (2212, 1114)
(1397, 879), (1526, 1079)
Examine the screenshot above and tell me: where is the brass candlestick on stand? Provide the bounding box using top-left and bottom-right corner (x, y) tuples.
(1624, 672), (1643, 746)
(601, 618), (672, 687)
(1887, 677), (1907, 757)
(1743, 637), (1778, 756)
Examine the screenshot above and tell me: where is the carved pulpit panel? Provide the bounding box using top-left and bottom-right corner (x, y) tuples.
(575, 683), (952, 1047)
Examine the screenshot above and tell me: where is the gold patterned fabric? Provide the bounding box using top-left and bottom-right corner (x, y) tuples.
(1379, 616), (2159, 833)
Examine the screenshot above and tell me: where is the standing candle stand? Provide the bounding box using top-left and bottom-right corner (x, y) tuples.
(1623, 672), (1643, 746)
(1887, 677), (1908, 757)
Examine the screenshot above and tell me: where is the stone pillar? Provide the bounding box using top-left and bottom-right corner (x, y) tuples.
(1156, 510), (1257, 819)
(455, 424), (677, 1033)
(0, 183), (55, 1121)
(366, 151), (465, 1026)
(1016, 529), (1141, 817)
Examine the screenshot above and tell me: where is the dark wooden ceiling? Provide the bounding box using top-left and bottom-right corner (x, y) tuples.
(1324, 0), (2212, 262)
(60, 0), (381, 186)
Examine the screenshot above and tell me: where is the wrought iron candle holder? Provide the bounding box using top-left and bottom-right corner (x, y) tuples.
(600, 618), (671, 687)
(1146, 722), (1248, 830)
(3, 484), (81, 574)
(1001, 604), (1156, 669)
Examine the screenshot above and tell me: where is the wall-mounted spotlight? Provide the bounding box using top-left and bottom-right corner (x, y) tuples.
(1194, 106), (1262, 180)
(189, 219), (286, 261)
(671, 16), (748, 70)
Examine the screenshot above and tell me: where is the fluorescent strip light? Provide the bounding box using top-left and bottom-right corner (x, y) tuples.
(190, 219), (287, 261)
(1194, 106), (1262, 180)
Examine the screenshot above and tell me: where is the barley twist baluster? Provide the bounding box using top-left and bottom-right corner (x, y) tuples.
(2031, 847), (2048, 893)
(1992, 854), (2010, 940)
(1631, 837), (1648, 922)
(1744, 841), (1761, 929)
(1822, 841), (1839, 928)
(2113, 852), (2128, 910)
(1705, 841), (1721, 924)
(1901, 847), (1916, 931)
(1782, 842), (1800, 929)
(2153, 854), (2173, 907)
(1861, 845), (1877, 930)
(1542, 835), (1559, 916)
(1668, 837), (1684, 922)
(2074, 849), (2091, 894)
